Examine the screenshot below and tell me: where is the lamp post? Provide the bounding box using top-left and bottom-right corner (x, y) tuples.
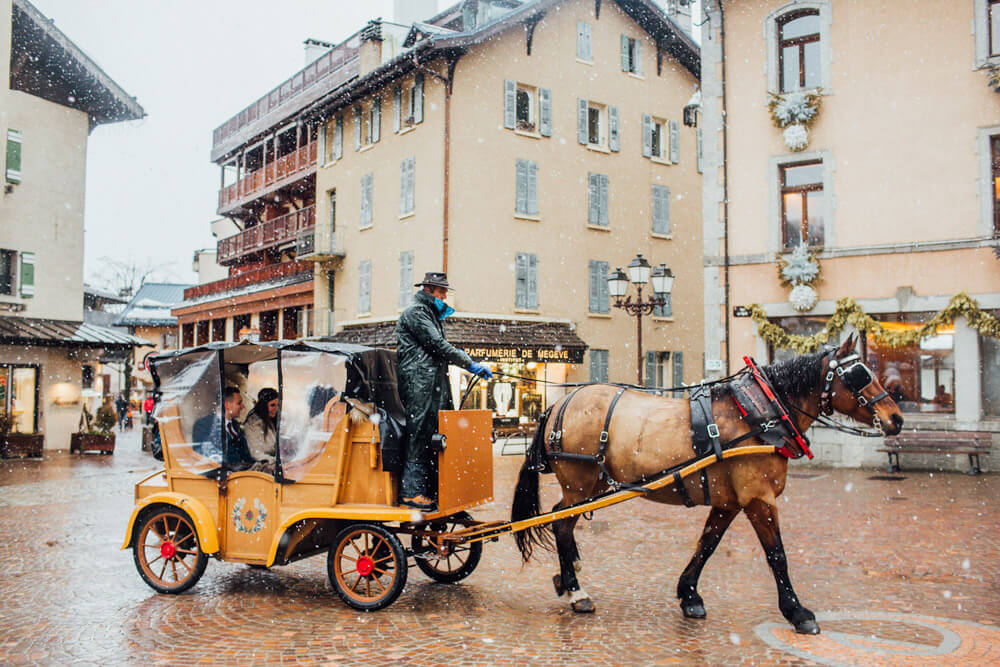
(608, 254), (674, 385)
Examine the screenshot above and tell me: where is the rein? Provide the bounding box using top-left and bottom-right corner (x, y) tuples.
(490, 368), (749, 395)
(786, 401), (885, 438)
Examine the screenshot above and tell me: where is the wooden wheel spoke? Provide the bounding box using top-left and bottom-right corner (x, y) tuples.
(150, 521), (166, 541)
(147, 554), (163, 566)
(175, 548), (198, 555)
(372, 573), (386, 593)
(158, 560), (168, 581)
(341, 566), (358, 576)
(372, 554), (393, 565)
(445, 554), (455, 571)
(174, 531), (195, 547)
(170, 559), (179, 582)
(340, 553), (357, 562)
(144, 544), (161, 550)
(176, 556), (193, 574)
(350, 574), (363, 592)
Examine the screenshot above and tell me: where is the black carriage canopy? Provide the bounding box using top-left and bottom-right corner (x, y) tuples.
(149, 340), (407, 479)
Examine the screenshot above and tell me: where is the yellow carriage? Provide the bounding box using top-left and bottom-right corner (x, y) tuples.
(122, 341), (493, 610)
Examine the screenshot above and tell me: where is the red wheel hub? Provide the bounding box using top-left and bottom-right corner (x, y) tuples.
(160, 541), (176, 559)
(356, 555), (375, 576)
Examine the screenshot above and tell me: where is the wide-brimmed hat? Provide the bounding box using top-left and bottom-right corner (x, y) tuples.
(415, 271), (454, 290)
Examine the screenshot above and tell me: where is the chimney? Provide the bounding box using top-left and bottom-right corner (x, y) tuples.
(359, 19), (384, 76)
(303, 38), (334, 66)
(393, 0), (438, 27)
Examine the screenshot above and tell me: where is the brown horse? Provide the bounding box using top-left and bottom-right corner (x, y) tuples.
(511, 335), (904, 634)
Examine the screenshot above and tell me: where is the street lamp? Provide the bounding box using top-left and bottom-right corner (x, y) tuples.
(608, 254), (675, 385)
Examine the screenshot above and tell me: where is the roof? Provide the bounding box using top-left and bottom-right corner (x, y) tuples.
(0, 316), (151, 348)
(10, 0), (145, 127)
(174, 270), (312, 311)
(116, 283), (193, 327)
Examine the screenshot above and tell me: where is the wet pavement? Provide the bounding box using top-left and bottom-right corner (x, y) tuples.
(1, 430), (998, 665)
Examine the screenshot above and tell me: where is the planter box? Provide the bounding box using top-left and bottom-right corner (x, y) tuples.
(70, 433), (116, 455)
(1, 433), (44, 458)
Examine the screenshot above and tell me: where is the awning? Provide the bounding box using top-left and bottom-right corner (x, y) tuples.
(330, 317), (588, 364)
(0, 316), (151, 349)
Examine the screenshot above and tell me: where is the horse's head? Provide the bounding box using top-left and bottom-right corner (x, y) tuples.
(823, 334), (904, 435)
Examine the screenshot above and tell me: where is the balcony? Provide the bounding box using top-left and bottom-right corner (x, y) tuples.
(217, 205), (316, 265)
(183, 261), (314, 301)
(218, 140), (318, 214)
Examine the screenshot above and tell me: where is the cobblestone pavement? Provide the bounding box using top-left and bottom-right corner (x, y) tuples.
(1, 431), (998, 665)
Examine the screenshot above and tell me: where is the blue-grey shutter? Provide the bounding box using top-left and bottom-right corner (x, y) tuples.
(319, 124), (327, 166)
(672, 351), (684, 388)
(669, 120), (679, 163)
(399, 251), (413, 308)
(527, 161), (538, 215)
(696, 128), (703, 173)
(414, 74), (424, 124)
(504, 80), (517, 130)
(334, 116), (343, 159)
(642, 114), (653, 157)
(372, 97), (381, 143)
(515, 159), (528, 214)
(359, 260), (371, 313)
(527, 253), (538, 309)
(539, 88), (552, 137)
(399, 159), (408, 215)
(588, 173), (600, 225)
(589, 260), (609, 313)
(361, 173), (373, 228)
(393, 85), (402, 132)
(590, 349), (608, 383)
(635, 39), (642, 75)
(645, 351), (657, 388)
(515, 253), (527, 308)
(609, 106), (620, 152)
(652, 185), (670, 234)
(408, 157), (415, 213)
(664, 293), (672, 317)
(588, 260), (600, 312)
(577, 98), (588, 145)
(621, 35), (630, 71)
(599, 174), (609, 226)
(577, 22), (592, 60)
(354, 106), (362, 150)
(600, 350), (608, 382)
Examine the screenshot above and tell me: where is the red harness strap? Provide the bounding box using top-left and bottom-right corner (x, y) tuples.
(742, 356), (813, 460)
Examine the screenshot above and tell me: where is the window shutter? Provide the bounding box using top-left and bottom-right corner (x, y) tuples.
(334, 117), (343, 159)
(641, 114), (653, 158)
(589, 260), (609, 313)
(408, 157), (415, 213)
(608, 106), (620, 152)
(539, 88), (552, 137)
(652, 185), (670, 234)
(621, 35), (630, 71)
(361, 173), (373, 228)
(19, 251), (34, 298)
(577, 98), (588, 145)
(414, 73), (424, 123)
(393, 85), (402, 132)
(672, 351), (684, 389)
(6, 129), (22, 184)
(372, 97), (381, 143)
(399, 251), (413, 308)
(588, 173), (600, 225)
(664, 293), (672, 317)
(696, 128), (703, 173)
(504, 80), (517, 129)
(527, 253), (538, 309)
(318, 124), (327, 166)
(515, 253), (527, 308)
(669, 120), (679, 163)
(399, 159), (408, 215)
(527, 161), (538, 215)
(588, 260), (600, 312)
(600, 174), (610, 226)
(635, 40), (642, 75)
(600, 350), (608, 382)
(645, 351), (657, 388)
(590, 351), (600, 382)
(354, 106), (362, 150)
(515, 159), (527, 214)
(359, 260), (371, 313)
(577, 22), (592, 60)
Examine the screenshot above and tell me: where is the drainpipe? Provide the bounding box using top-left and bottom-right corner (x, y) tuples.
(719, 1), (731, 374)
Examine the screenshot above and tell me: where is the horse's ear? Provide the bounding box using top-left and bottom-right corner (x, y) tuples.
(836, 333), (857, 357)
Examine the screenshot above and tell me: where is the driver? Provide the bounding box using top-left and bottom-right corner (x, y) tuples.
(396, 272), (492, 510)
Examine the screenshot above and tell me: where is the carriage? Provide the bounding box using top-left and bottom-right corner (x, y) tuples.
(122, 340), (495, 610)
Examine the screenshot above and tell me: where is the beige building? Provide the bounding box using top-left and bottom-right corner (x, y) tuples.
(308, 0), (703, 428)
(0, 0), (145, 451)
(699, 0), (1000, 467)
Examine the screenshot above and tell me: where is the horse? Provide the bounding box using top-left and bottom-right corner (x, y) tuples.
(510, 334), (904, 634)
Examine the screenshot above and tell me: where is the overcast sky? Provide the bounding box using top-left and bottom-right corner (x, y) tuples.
(31, 0), (698, 288)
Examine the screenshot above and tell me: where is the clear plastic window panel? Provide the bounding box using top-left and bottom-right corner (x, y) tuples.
(153, 351), (222, 476)
(279, 350), (349, 481)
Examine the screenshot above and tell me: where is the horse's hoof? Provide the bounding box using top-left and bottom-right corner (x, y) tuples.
(571, 598), (596, 613)
(682, 603), (706, 619)
(794, 618), (821, 635)
(552, 574), (565, 597)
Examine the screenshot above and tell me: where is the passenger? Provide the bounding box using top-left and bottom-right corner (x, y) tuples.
(191, 387), (256, 471)
(244, 387), (278, 473)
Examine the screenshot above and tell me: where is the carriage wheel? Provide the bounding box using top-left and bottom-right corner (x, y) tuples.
(328, 523), (407, 611)
(133, 506), (208, 594)
(411, 512), (483, 584)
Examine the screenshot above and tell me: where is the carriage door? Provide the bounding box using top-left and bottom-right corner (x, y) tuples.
(224, 476), (278, 564)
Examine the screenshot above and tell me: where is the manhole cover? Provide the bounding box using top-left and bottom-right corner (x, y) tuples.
(868, 475), (906, 481)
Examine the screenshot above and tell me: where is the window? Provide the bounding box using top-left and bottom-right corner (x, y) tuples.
(5, 129), (21, 184)
(621, 35), (642, 74)
(645, 351), (669, 388)
(354, 106), (363, 150)
(363, 97), (381, 145)
(577, 21), (592, 61)
(399, 251), (414, 309)
(504, 81), (551, 136)
(328, 116), (343, 161)
(993, 136), (1000, 236)
(780, 161), (825, 248)
(0, 365), (38, 434)
(297, 306), (313, 338)
(653, 293), (672, 318)
(18, 252), (33, 298)
(778, 10), (820, 92)
(769, 317), (828, 364)
(587, 173), (609, 227)
(212, 318), (226, 342)
(589, 349), (609, 383)
(643, 115), (677, 162)
(651, 120), (663, 158)
(358, 260), (372, 314)
(578, 99), (619, 150)
(652, 185), (671, 235)
(515, 159), (539, 216)
(588, 105), (604, 146)
(983, 333), (1000, 416)
(82, 365), (94, 389)
(515, 252), (538, 310)
(259, 311), (278, 342)
(866, 317), (954, 414)
(360, 173), (373, 229)
(588, 260), (609, 314)
(992, 0), (1000, 56)
(0, 249), (15, 296)
(328, 190), (337, 252)
(393, 77), (424, 131)
(399, 156), (415, 215)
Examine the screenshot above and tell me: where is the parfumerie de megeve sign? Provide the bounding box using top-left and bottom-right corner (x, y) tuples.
(461, 346), (585, 364)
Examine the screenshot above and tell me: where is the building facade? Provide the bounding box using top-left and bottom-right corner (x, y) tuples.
(700, 0), (1000, 468)
(0, 0), (145, 450)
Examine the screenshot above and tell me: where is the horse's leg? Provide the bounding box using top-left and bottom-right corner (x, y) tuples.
(676, 506), (740, 619)
(551, 511), (594, 612)
(743, 498), (820, 634)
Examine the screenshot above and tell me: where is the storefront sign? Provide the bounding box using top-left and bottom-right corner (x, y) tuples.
(463, 346), (584, 364)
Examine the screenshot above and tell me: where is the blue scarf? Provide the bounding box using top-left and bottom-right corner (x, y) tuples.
(434, 297), (455, 321)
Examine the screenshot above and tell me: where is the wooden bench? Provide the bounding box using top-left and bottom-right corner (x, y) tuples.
(878, 431), (993, 475)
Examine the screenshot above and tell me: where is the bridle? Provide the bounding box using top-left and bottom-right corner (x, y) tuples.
(817, 347), (892, 435)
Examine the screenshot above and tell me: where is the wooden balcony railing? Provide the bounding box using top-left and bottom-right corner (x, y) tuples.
(218, 141), (318, 212)
(216, 205), (316, 265)
(184, 261), (314, 300)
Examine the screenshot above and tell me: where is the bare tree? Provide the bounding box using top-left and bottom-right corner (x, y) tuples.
(90, 256), (177, 298)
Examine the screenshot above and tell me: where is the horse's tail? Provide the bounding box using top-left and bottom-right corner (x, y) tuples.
(512, 407), (555, 563)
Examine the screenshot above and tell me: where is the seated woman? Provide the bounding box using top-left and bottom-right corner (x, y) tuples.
(243, 388), (278, 473)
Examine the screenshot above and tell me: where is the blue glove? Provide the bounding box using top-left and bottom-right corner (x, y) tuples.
(469, 362), (493, 380)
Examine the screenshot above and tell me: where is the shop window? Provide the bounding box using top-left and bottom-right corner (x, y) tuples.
(182, 323), (194, 348)
(0, 249), (15, 295)
(778, 10), (820, 92)
(195, 321), (210, 345)
(769, 317), (829, 364)
(0, 365), (37, 434)
(589, 349), (609, 383)
(781, 161), (825, 248)
(233, 314), (252, 341)
(259, 310), (279, 341)
(82, 365), (94, 389)
(866, 317), (954, 414)
(983, 333), (1000, 416)
(211, 318), (226, 342)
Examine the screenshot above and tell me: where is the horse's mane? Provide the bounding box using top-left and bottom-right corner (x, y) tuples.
(761, 350), (827, 401)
